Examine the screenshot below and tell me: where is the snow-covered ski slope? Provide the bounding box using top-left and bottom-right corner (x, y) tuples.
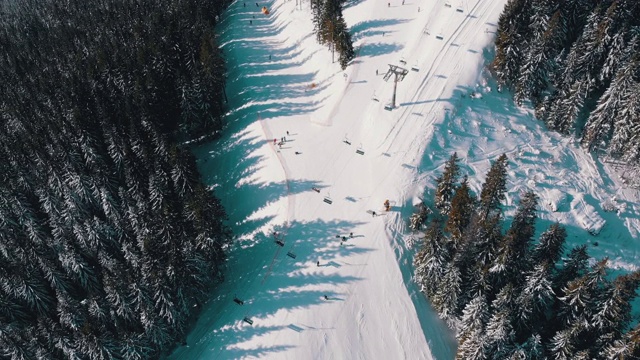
(171, 0), (640, 358)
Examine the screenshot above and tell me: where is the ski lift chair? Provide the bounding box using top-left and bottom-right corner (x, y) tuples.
(233, 296), (244, 305)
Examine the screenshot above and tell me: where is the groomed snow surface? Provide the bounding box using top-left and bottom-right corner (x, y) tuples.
(170, 0), (640, 358)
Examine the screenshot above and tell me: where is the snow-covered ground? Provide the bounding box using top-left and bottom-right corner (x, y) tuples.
(170, 0), (640, 358)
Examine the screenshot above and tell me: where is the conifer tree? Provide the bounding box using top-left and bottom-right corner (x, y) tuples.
(444, 176), (475, 246)
(550, 329), (578, 360)
(468, 213), (503, 272)
(600, 323), (640, 359)
(431, 262), (462, 325)
(479, 154), (508, 218)
(493, 0), (532, 87)
(555, 258), (609, 354)
(316, 0), (354, 69)
(335, 15), (355, 70)
(591, 271), (640, 353)
(530, 223), (566, 269)
(612, 79), (640, 161)
(553, 244), (589, 292)
(457, 294), (489, 360)
(507, 333), (544, 360)
(489, 192), (537, 288)
(514, 0), (556, 105)
(582, 57), (639, 151)
(414, 218), (449, 299)
(484, 308), (516, 357)
(515, 263), (555, 336)
(434, 152), (461, 215)
(0, 0), (233, 357)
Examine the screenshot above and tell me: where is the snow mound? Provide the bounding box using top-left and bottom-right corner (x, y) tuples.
(572, 194), (606, 236)
(544, 188), (569, 212)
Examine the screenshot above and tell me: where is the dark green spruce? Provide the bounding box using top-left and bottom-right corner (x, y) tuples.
(311, 0), (355, 69)
(0, 0), (233, 358)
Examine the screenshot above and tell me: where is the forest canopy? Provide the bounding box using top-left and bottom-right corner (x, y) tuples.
(492, 0), (640, 163)
(0, 0), (233, 358)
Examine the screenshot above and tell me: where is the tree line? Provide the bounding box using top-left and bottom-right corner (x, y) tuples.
(0, 0), (233, 358)
(310, 0), (355, 69)
(492, 0), (640, 162)
(413, 153), (640, 359)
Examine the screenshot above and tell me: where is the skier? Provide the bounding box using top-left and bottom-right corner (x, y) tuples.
(250, 20), (252, 24)
(286, 131), (290, 136)
(243, 2), (246, 6)
(295, 151), (301, 155)
(317, 261), (320, 267)
(387, 2), (390, 7)
(273, 138), (277, 144)
(372, 211), (377, 217)
(324, 295), (329, 300)
(256, 2), (259, 6)
(349, 232), (353, 238)
(269, 54), (272, 60)
(376, 69), (378, 75)
(342, 236), (347, 242)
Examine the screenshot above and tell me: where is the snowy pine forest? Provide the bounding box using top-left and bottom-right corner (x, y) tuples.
(493, 0), (640, 161)
(0, 0), (233, 358)
(414, 153), (640, 358)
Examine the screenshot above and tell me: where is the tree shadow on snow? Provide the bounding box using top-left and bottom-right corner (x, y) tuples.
(173, 218), (370, 359)
(343, 0), (366, 9)
(350, 18), (410, 42)
(357, 42), (404, 58)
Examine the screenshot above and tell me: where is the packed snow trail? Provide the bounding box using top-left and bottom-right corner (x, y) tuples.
(170, 0), (639, 358)
(171, 0), (482, 358)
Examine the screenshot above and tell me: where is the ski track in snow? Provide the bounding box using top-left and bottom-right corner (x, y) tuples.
(170, 0), (640, 358)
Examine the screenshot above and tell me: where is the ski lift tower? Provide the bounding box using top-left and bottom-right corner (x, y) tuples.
(383, 64), (409, 110)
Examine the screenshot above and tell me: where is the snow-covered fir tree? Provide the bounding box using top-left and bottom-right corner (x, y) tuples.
(582, 56), (639, 151)
(431, 262), (462, 326)
(434, 152), (461, 215)
(314, 0), (355, 69)
(456, 294), (489, 360)
(489, 192), (538, 289)
(444, 176), (475, 248)
(479, 154), (508, 218)
(514, 263), (555, 335)
(484, 308), (516, 357)
(414, 219), (449, 299)
(530, 223), (567, 270)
